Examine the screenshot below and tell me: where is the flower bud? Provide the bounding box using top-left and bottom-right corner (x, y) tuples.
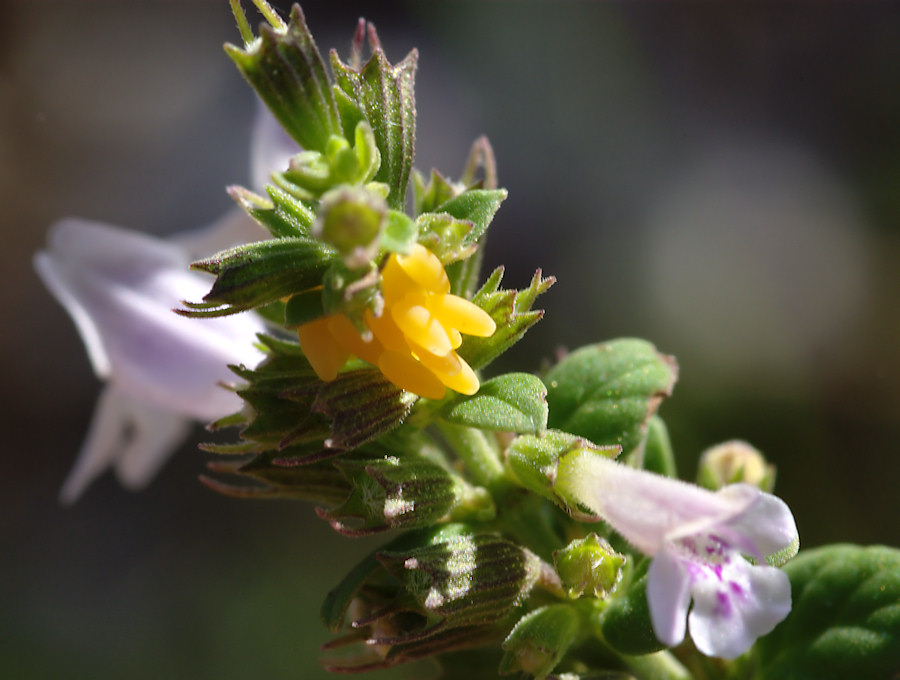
(313, 186), (386, 268)
(553, 533), (626, 600)
(696, 439), (775, 492)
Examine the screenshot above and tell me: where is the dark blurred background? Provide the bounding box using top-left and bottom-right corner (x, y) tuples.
(3, 1), (899, 677)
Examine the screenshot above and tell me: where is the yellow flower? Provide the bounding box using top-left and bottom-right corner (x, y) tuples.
(296, 244), (496, 399)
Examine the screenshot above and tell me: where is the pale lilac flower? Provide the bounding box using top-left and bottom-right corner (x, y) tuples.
(35, 109), (297, 503)
(557, 451), (799, 659)
(35, 219), (267, 503)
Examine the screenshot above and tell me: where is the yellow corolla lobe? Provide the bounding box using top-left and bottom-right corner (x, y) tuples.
(296, 244), (495, 399)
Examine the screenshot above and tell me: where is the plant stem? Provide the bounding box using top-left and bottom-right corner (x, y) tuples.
(435, 421), (508, 493)
(623, 650), (694, 680)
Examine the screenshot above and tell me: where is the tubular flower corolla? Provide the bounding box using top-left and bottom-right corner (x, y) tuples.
(35, 219), (266, 503)
(34, 108), (291, 503)
(297, 244), (496, 399)
(556, 451), (799, 659)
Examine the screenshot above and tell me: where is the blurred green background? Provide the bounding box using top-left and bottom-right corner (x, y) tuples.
(3, 1), (899, 677)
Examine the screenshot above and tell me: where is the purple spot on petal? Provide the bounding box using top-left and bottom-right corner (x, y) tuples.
(712, 564), (723, 580)
(716, 590), (732, 617)
(729, 581), (744, 596)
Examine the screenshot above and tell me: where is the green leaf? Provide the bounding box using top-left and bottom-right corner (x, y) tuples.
(441, 373), (548, 435)
(435, 188), (507, 247)
(457, 268), (555, 371)
(756, 544), (900, 680)
(189, 238), (336, 314)
(413, 169), (460, 217)
(330, 40), (417, 210)
(381, 209), (418, 254)
(544, 339), (678, 456)
(225, 5), (341, 152)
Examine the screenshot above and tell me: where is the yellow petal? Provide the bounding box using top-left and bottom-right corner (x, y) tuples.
(380, 254), (419, 304)
(396, 244), (450, 294)
(391, 298), (452, 356)
(411, 341), (462, 378)
(327, 314), (383, 366)
(428, 293), (496, 337)
(444, 325), (463, 349)
(378, 350), (446, 400)
(364, 308), (409, 354)
(435, 353), (479, 395)
(297, 317), (349, 382)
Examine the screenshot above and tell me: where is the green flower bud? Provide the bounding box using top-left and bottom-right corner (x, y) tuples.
(696, 439), (775, 492)
(499, 604), (581, 677)
(313, 186), (386, 268)
(505, 430), (619, 520)
(553, 533), (626, 600)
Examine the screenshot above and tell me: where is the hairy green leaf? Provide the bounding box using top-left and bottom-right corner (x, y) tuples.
(756, 544), (900, 680)
(544, 339), (678, 456)
(441, 373), (547, 435)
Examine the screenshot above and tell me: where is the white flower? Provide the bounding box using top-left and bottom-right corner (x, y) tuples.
(35, 109), (296, 503)
(556, 451), (799, 659)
